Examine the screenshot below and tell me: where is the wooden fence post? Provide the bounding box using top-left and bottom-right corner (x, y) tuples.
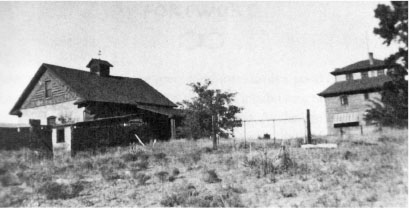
(307, 109), (312, 144)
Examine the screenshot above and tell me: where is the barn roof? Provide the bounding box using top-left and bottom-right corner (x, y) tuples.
(330, 59), (385, 75)
(10, 63), (177, 115)
(317, 76), (392, 97)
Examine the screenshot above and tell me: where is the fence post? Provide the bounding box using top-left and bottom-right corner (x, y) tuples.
(243, 121), (247, 149)
(273, 120), (276, 144)
(307, 109), (312, 144)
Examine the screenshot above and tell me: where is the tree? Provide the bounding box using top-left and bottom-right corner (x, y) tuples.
(177, 79), (243, 149)
(365, 2), (408, 127)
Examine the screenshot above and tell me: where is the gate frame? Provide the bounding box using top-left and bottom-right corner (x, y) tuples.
(242, 109), (312, 147)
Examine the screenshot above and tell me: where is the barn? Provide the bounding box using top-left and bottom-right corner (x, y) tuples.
(9, 58), (182, 156)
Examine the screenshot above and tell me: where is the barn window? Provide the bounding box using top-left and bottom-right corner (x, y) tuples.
(346, 74), (353, 81)
(340, 95), (348, 106)
(364, 93), (369, 100)
(377, 69), (385, 76)
(57, 128), (65, 143)
(45, 80), (52, 98)
(47, 116), (56, 126)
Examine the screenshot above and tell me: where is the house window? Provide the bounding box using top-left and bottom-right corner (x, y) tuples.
(377, 69), (385, 76)
(57, 128), (65, 143)
(340, 95), (348, 106)
(346, 74), (353, 81)
(361, 71), (368, 79)
(47, 116), (56, 126)
(364, 93), (369, 100)
(45, 80), (52, 98)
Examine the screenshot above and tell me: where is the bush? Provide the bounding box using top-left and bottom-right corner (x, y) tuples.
(342, 151), (357, 160)
(279, 185), (297, 198)
(37, 181), (84, 200)
(202, 169), (221, 183)
(172, 168), (180, 176)
(130, 160), (149, 171)
(155, 171), (169, 183)
(161, 183), (244, 207)
(178, 151), (201, 165)
(17, 170), (52, 186)
(0, 173), (22, 187)
(168, 175), (176, 182)
(0, 187), (29, 207)
(121, 151), (150, 162)
(133, 173), (151, 186)
(154, 152), (167, 161)
(100, 167), (122, 181)
(79, 160), (94, 170)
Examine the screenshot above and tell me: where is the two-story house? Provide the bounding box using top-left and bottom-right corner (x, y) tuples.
(318, 53), (392, 136)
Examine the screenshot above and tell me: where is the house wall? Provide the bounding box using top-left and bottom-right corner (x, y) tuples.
(19, 69), (83, 125)
(19, 100), (84, 125)
(324, 92), (381, 136)
(52, 126), (72, 156)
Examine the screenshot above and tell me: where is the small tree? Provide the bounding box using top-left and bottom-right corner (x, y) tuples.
(365, 2), (408, 127)
(178, 79), (243, 149)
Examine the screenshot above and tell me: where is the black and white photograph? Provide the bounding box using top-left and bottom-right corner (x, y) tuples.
(0, 1), (407, 207)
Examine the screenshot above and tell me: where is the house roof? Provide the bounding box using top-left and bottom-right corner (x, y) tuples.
(317, 76), (392, 97)
(10, 63), (177, 115)
(331, 59), (385, 75)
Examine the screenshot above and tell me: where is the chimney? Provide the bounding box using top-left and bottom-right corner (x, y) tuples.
(86, 59), (113, 77)
(368, 52), (374, 65)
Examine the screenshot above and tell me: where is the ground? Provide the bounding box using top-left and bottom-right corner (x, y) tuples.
(0, 128), (407, 207)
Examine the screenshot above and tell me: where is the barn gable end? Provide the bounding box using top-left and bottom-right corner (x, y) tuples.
(21, 70), (79, 109)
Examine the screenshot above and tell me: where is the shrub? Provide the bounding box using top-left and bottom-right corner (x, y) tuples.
(201, 147), (213, 153)
(155, 171), (169, 183)
(17, 170), (52, 186)
(202, 169), (221, 183)
(172, 168), (180, 176)
(100, 167), (121, 181)
(160, 183), (244, 207)
(121, 151), (150, 162)
(279, 184), (297, 198)
(133, 173), (151, 186)
(168, 175), (176, 182)
(0, 173), (22, 186)
(154, 152), (167, 161)
(313, 193), (341, 207)
(0, 187), (29, 207)
(79, 160), (94, 170)
(37, 181), (84, 200)
(130, 161), (149, 171)
(178, 151), (201, 165)
(342, 151), (356, 160)
(243, 154), (275, 177)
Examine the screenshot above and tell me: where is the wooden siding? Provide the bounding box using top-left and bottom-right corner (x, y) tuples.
(21, 70), (78, 109)
(324, 92), (381, 135)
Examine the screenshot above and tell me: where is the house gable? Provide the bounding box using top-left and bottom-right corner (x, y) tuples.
(21, 70), (79, 109)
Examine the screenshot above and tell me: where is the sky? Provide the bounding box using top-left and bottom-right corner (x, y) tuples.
(0, 1), (398, 138)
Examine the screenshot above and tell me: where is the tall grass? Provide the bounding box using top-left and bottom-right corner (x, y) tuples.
(0, 128), (407, 207)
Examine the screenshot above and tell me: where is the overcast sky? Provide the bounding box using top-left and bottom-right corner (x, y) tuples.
(0, 1), (397, 137)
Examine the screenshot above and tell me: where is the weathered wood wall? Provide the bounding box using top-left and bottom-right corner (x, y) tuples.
(22, 70), (78, 109)
(325, 92), (381, 135)
(0, 127), (31, 150)
(0, 126), (52, 154)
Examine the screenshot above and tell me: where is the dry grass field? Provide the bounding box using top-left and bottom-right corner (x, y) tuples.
(0, 128), (407, 207)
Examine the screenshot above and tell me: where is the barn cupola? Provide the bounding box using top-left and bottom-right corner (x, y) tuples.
(86, 59), (113, 77)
